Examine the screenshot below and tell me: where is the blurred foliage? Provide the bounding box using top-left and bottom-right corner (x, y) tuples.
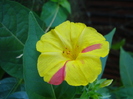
(111, 39), (125, 50)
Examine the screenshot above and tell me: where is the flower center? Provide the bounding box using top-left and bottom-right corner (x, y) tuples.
(62, 47), (79, 60)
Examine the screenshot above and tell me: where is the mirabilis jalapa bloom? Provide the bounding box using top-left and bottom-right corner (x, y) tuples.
(36, 21), (109, 86)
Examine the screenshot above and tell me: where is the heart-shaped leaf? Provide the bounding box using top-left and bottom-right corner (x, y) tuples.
(0, 0), (30, 78)
(23, 12), (56, 99)
(41, 1), (69, 27)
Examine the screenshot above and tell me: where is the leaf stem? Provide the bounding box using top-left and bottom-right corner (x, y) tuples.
(1, 23), (25, 47)
(51, 85), (56, 99)
(44, 4), (59, 33)
(4, 79), (23, 99)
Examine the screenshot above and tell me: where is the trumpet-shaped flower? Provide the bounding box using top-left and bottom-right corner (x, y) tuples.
(36, 21), (109, 86)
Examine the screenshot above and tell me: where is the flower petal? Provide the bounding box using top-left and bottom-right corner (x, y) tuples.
(77, 27), (109, 57)
(36, 30), (64, 53)
(65, 55), (101, 86)
(70, 22), (86, 46)
(49, 61), (68, 85)
(81, 41), (109, 57)
(54, 21), (86, 50)
(82, 44), (101, 53)
(37, 52), (68, 83)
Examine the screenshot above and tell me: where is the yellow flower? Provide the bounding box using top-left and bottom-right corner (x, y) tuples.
(36, 21), (109, 86)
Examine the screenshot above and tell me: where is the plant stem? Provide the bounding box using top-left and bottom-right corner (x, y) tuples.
(4, 79), (23, 99)
(44, 4), (59, 33)
(51, 84), (57, 99)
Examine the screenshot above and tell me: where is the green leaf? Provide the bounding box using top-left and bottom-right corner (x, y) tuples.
(8, 91), (28, 99)
(120, 48), (133, 87)
(125, 87), (133, 98)
(23, 12), (56, 99)
(59, 0), (71, 14)
(98, 28), (116, 79)
(100, 79), (113, 88)
(54, 81), (76, 99)
(111, 39), (125, 50)
(0, 77), (18, 99)
(80, 90), (89, 99)
(41, 1), (68, 27)
(97, 88), (111, 99)
(0, 0), (30, 78)
(0, 0), (45, 79)
(113, 87), (133, 99)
